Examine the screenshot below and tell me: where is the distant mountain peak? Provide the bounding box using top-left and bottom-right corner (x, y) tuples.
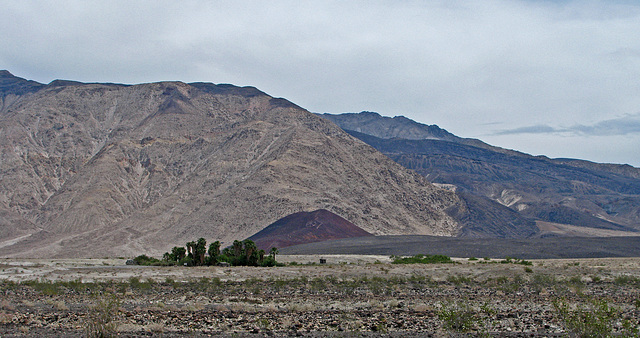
(0, 70), (16, 77)
(0, 70), (45, 98)
(318, 111), (459, 142)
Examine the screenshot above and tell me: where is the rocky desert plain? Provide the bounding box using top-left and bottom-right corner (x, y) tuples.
(1, 255), (640, 337)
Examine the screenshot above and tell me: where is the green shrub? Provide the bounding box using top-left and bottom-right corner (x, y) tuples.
(492, 275), (524, 293)
(132, 254), (161, 266)
(533, 273), (556, 286)
(392, 254), (452, 264)
(447, 275), (474, 286)
(23, 280), (61, 296)
(84, 293), (121, 338)
(554, 298), (638, 337)
(614, 275), (640, 286)
(128, 276), (151, 290)
(438, 302), (482, 332)
(500, 257), (532, 266)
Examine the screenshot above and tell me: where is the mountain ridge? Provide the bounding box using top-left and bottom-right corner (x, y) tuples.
(320, 112), (640, 234)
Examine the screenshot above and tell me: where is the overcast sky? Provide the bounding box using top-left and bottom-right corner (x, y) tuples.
(2, 1), (640, 166)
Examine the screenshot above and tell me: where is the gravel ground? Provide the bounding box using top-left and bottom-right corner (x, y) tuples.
(0, 256), (639, 336)
(279, 235), (640, 259)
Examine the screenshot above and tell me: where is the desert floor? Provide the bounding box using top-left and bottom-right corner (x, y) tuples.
(1, 255), (639, 336)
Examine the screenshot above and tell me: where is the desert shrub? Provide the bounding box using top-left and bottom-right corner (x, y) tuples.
(531, 273), (556, 293)
(500, 257), (532, 266)
(438, 302), (483, 333)
(259, 256), (279, 267)
(0, 280), (17, 291)
(568, 275), (584, 287)
(493, 275), (524, 293)
(553, 298), (638, 337)
(62, 279), (88, 292)
(447, 275), (474, 286)
(84, 293), (121, 338)
(533, 273), (556, 285)
(372, 318), (388, 333)
(310, 277), (326, 291)
(614, 275), (640, 286)
(23, 280), (61, 296)
(408, 274), (434, 287)
(392, 254), (452, 264)
(367, 276), (389, 295)
(128, 277), (151, 290)
(256, 317), (272, 332)
(132, 254), (161, 266)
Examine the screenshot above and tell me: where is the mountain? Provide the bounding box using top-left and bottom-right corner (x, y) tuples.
(247, 209), (373, 251)
(0, 71), (462, 258)
(320, 112), (640, 236)
(0, 70), (45, 111)
(319, 111), (460, 142)
(318, 111), (517, 154)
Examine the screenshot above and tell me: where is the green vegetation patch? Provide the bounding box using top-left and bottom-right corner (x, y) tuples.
(554, 298), (639, 337)
(391, 254), (452, 264)
(133, 238), (282, 267)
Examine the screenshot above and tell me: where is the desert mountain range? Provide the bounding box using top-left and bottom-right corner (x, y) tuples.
(0, 71), (462, 258)
(2, 71), (638, 258)
(320, 112), (640, 237)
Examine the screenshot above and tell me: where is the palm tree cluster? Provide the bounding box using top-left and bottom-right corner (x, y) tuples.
(161, 238), (279, 267)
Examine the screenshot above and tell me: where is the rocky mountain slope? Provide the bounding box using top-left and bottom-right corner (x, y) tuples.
(0, 71), (462, 258)
(320, 112), (640, 235)
(247, 209), (373, 250)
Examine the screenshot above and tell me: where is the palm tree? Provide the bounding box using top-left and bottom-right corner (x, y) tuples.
(195, 238), (207, 265)
(208, 241), (221, 264)
(269, 247), (279, 260)
(186, 241), (196, 259)
(232, 240), (244, 264)
(243, 240), (258, 266)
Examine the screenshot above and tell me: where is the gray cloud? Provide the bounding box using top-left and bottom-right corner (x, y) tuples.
(571, 114), (640, 136)
(494, 124), (560, 135)
(495, 113), (640, 136)
(1, 0), (640, 165)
